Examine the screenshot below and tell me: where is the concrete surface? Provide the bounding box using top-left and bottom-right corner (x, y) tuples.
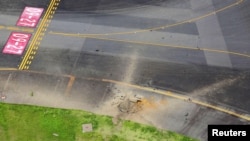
(0, 0), (250, 141)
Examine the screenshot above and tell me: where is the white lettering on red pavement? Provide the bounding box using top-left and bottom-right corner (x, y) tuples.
(2, 32), (32, 55)
(16, 7), (44, 28)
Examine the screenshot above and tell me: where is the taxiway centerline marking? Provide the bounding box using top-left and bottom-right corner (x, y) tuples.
(0, 68), (18, 71)
(50, 31), (250, 59)
(0, 0), (244, 36)
(49, 0), (244, 37)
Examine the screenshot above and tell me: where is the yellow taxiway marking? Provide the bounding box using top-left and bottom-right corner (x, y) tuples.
(0, 0), (249, 121)
(0, 68), (18, 71)
(49, 0), (244, 37)
(1, 0), (246, 63)
(0, 25), (4, 29)
(0, 0), (244, 36)
(0, 25), (34, 32)
(100, 79), (250, 121)
(65, 76), (76, 95)
(0, 68), (249, 121)
(18, 0), (60, 70)
(81, 77), (250, 121)
(18, 0), (56, 69)
(6, 26), (19, 31)
(49, 0), (249, 60)
(50, 31), (250, 59)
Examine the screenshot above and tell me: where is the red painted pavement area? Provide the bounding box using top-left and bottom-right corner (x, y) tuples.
(2, 32), (32, 55)
(16, 7), (44, 28)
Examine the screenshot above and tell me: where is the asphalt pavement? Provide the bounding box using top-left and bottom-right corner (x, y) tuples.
(0, 0), (250, 141)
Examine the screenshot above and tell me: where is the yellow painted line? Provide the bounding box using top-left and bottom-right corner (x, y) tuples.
(50, 31), (250, 59)
(100, 79), (250, 121)
(0, 68), (18, 71)
(6, 26), (19, 31)
(21, 69), (72, 78)
(49, 0), (244, 36)
(188, 0), (244, 22)
(1, 68), (249, 121)
(18, 0), (55, 69)
(0, 25), (5, 29)
(201, 48), (250, 58)
(0, 25), (34, 32)
(82, 77), (250, 121)
(192, 99), (250, 121)
(80, 77), (250, 121)
(65, 76), (75, 95)
(19, 0), (57, 70)
(21, 28), (35, 33)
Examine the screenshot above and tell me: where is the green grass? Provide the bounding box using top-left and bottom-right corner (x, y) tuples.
(0, 103), (199, 141)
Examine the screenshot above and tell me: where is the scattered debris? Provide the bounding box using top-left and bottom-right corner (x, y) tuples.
(118, 95), (143, 113)
(30, 91), (34, 96)
(0, 95), (6, 100)
(53, 133), (59, 137)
